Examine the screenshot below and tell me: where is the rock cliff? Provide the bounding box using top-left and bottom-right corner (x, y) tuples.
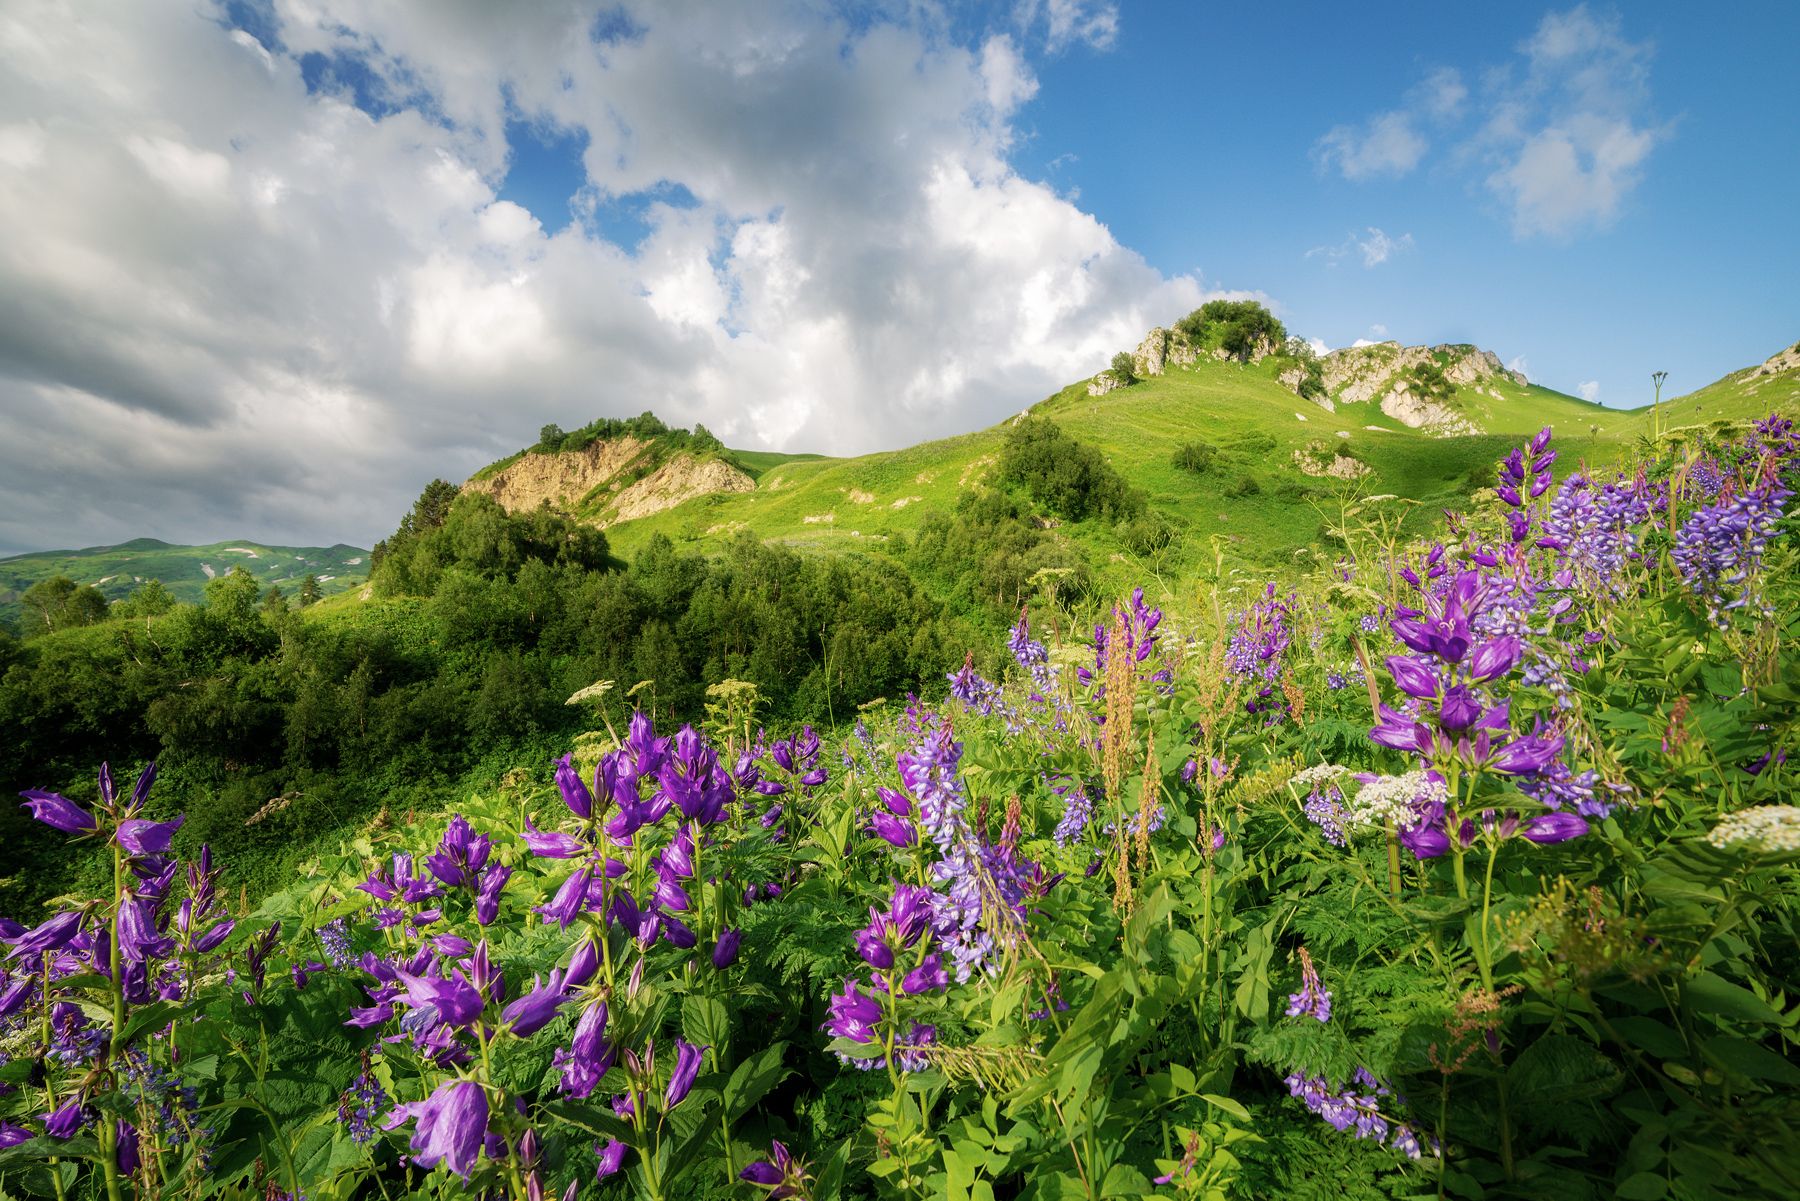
(465, 437), (754, 527)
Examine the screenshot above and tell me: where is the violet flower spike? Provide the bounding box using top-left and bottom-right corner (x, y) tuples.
(19, 791), (97, 836)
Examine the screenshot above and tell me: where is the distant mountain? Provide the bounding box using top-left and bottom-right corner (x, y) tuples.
(0, 539), (369, 631)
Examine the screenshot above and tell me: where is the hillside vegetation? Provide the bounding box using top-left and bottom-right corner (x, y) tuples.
(0, 538), (366, 633)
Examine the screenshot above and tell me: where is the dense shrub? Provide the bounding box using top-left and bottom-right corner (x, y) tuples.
(997, 416), (1145, 523)
(1172, 441), (1219, 473)
(1175, 299), (1288, 360)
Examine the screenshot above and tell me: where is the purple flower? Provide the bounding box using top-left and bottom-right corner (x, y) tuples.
(711, 928), (741, 969)
(115, 815), (184, 856)
(192, 918), (234, 954)
(117, 896), (173, 962)
(538, 865), (592, 928)
(520, 817), (585, 859)
(821, 981), (882, 1044)
(555, 754), (593, 819)
(1522, 811), (1590, 845)
(502, 970), (567, 1036)
(855, 927), (894, 970)
(1385, 656), (1439, 700)
(868, 810), (916, 848)
(595, 1138), (629, 1179)
(408, 1079), (488, 1179)
(1491, 727), (1565, 776)
(901, 954), (948, 995)
(396, 970), (485, 1027)
(665, 1039), (707, 1109)
(43, 1099), (86, 1139)
(555, 1002), (614, 1099)
(10, 911), (83, 959)
(475, 863), (511, 926)
(1285, 949), (1332, 1023)
(19, 791), (96, 836)
(565, 936), (601, 989)
(0, 1121), (31, 1148)
(741, 1140), (806, 1198)
(1468, 636), (1523, 682)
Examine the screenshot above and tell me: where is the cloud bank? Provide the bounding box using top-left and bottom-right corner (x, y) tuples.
(0, 0), (1205, 554)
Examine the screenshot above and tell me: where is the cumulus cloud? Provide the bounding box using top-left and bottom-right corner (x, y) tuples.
(1307, 226), (1414, 268)
(1577, 379), (1601, 401)
(1479, 6), (1664, 238)
(1314, 7), (1663, 239)
(1312, 68), (1467, 181)
(0, 0), (1208, 554)
(1015, 0), (1120, 52)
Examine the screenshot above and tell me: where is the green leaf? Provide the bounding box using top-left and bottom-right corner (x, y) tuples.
(1701, 1035), (1800, 1085)
(1686, 971), (1782, 1025)
(1615, 1171), (1669, 1199)
(723, 1042), (793, 1122)
(1200, 1093), (1251, 1122)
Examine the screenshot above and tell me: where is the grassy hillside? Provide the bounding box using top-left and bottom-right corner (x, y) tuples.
(0, 537), (368, 631)
(598, 354), (1620, 579)
(1612, 342), (1800, 436)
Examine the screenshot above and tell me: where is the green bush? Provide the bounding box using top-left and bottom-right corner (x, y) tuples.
(1175, 299), (1287, 361)
(997, 416), (1145, 523)
(1224, 473), (1262, 498)
(1173, 441), (1218, 474)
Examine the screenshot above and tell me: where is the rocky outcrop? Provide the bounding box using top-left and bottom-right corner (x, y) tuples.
(1316, 341), (1523, 435)
(605, 454), (754, 525)
(1322, 341), (1526, 404)
(1747, 342), (1800, 381)
(467, 437), (754, 527)
(1087, 372), (1127, 397)
(1132, 328), (1169, 379)
(1292, 441), (1372, 480)
(465, 437), (652, 512)
(1279, 365), (1337, 412)
(1380, 387), (1479, 436)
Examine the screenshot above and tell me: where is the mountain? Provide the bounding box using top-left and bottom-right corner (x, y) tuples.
(0, 538), (369, 631)
(457, 332), (1800, 598)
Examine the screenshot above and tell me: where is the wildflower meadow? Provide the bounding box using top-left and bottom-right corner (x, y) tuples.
(3, 419), (1797, 1200)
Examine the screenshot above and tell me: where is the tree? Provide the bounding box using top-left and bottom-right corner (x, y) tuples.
(1109, 351), (1137, 384)
(538, 423), (566, 450)
(1175, 300), (1287, 361)
(298, 575), (323, 607)
(19, 575), (109, 636)
(115, 578), (175, 620)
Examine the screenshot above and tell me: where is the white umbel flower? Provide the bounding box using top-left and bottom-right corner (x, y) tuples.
(1346, 770), (1447, 833)
(1707, 805), (1800, 853)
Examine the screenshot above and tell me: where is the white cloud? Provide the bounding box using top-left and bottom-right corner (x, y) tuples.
(1478, 7), (1663, 238)
(1312, 68), (1468, 181)
(1370, 324), (1389, 337)
(0, 0), (1205, 554)
(1313, 112), (1427, 181)
(1306, 226), (1414, 268)
(1305, 336), (1330, 356)
(1577, 379), (1600, 401)
(1016, 1), (1119, 53)
(1507, 354), (1530, 377)
(1350, 338), (1378, 349)
(1316, 8), (1663, 239)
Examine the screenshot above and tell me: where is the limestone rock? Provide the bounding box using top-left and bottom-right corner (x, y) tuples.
(1292, 441), (1373, 480)
(606, 454), (755, 525)
(1088, 372), (1126, 397)
(1380, 389), (1479, 437)
(1132, 328), (1170, 379)
(1748, 342), (1800, 381)
(465, 436), (652, 513)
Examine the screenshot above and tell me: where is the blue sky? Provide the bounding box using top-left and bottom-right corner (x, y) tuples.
(985, 1), (1799, 407)
(0, 0), (1793, 554)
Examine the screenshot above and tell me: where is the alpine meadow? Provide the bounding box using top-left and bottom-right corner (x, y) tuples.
(1, 4), (1797, 1201)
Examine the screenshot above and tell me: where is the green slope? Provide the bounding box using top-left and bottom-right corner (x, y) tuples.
(0, 538), (369, 630)
(1611, 342), (1800, 436)
(598, 351), (1632, 575)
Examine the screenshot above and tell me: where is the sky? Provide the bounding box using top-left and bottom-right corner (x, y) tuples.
(0, 0), (1795, 555)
